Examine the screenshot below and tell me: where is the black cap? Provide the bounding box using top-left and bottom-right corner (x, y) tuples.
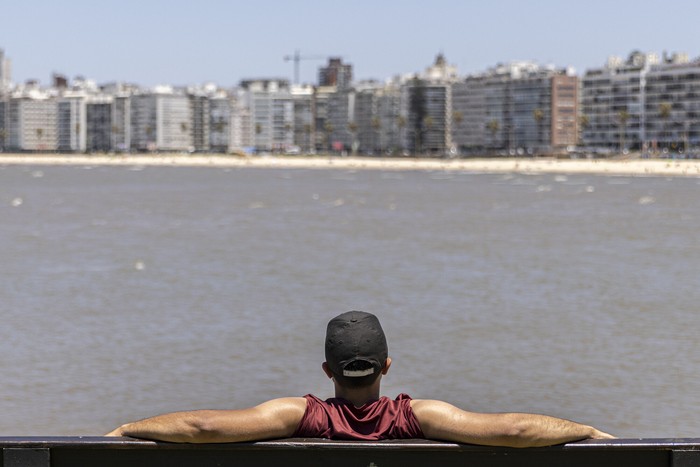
(325, 311), (388, 383)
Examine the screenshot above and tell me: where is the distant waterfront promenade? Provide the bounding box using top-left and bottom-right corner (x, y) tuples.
(2, 153), (700, 177)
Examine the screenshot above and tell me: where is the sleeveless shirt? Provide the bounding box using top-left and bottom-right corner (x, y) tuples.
(292, 393), (424, 440)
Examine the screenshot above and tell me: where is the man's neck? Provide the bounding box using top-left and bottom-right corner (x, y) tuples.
(333, 382), (382, 407)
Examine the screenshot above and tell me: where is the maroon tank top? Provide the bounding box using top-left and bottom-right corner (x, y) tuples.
(292, 393), (424, 440)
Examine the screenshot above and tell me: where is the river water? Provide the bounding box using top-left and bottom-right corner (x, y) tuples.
(1, 163), (699, 438)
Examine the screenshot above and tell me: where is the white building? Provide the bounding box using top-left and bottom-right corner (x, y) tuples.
(239, 79), (293, 152)
(230, 87), (252, 152)
(57, 92), (87, 152)
(130, 86), (192, 152)
(6, 88), (58, 151)
(111, 94), (131, 151)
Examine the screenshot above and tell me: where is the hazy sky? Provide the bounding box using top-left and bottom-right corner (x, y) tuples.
(1, 0), (698, 87)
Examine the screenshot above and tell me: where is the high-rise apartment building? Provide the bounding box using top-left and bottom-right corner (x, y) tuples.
(229, 87), (252, 151)
(86, 97), (113, 152)
(644, 55), (700, 150)
(313, 86), (335, 151)
(398, 54), (459, 155)
(580, 52), (655, 151)
(111, 95), (131, 151)
(326, 88), (355, 151)
(581, 51), (700, 151)
(550, 75), (578, 148)
(291, 84), (315, 153)
(239, 79), (294, 152)
(57, 93), (87, 152)
(130, 93), (158, 151)
(6, 92), (58, 151)
(189, 93), (210, 152)
(402, 79), (452, 154)
(130, 87), (192, 152)
(354, 82), (382, 154)
(451, 74), (489, 151)
(375, 84), (403, 154)
(209, 93), (233, 153)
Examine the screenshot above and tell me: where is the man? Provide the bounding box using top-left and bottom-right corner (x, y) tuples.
(107, 311), (613, 447)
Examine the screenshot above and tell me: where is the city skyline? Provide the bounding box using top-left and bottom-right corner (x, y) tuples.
(1, 0), (699, 87)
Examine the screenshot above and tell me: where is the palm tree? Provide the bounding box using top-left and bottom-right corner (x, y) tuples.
(486, 119), (500, 149)
(324, 122), (334, 153)
(578, 114), (590, 146)
(371, 117), (382, 154)
(451, 111), (463, 155)
(659, 102), (672, 150)
(396, 115), (407, 154)
(533, 108), (545, 151)
(284, 123), (293, 152)
(422, 116), (434, 155)
(303, 123), (313, 153)
(36, 128), (44, 151)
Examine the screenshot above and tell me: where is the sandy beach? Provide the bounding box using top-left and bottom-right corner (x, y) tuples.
(2, 153), (700, 177)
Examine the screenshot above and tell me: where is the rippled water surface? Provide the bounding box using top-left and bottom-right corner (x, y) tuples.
(1, 164), (699, 437)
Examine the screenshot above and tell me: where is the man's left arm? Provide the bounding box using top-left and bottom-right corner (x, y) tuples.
(410, 399), (613, 448)
(106, 397), (307, 443)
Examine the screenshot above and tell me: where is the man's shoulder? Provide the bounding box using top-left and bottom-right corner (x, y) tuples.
(409, 399), (462, 417)
(256, 397), (308, 414)
(265, 396), (308, 405)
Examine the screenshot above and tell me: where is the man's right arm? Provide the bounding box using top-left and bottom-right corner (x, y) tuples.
(106, 397), (307, 443)
(410, 399), (613, 448)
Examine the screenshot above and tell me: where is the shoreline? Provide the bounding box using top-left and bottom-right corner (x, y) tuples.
(2, 153), (700, 177)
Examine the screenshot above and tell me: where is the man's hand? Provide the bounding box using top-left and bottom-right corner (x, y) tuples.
(589, 428), (616, 440)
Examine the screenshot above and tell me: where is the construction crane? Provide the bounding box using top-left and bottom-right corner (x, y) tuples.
(283, 50), (327, 85)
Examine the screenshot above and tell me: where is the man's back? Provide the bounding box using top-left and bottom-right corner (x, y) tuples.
(293, 394), (423, 440)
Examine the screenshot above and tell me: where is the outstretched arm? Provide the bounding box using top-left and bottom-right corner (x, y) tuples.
(106, 397), (307, 443)
(411, 399), (613, 448)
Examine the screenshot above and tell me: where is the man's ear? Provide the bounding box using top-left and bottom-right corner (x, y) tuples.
(381, 357), (392, 375)
(322, 362), (334, 379)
